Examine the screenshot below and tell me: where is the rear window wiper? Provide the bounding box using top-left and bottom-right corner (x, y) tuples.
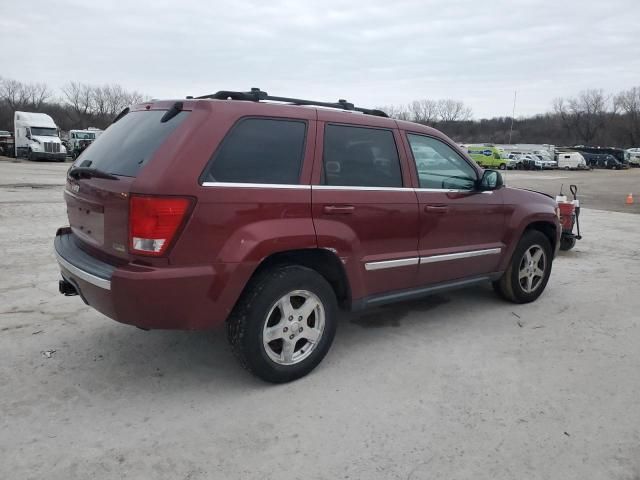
(68, 166), (119, 181)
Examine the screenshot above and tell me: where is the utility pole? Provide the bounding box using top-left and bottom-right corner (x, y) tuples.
(508, 90), (517, 144)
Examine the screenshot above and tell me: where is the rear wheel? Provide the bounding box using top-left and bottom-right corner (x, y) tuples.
(227, 265), (338, 383)
(493, 230), (553, 303)
(499, 163), (506, 170)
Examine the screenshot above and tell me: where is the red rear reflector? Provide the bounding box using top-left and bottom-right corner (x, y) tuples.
(129, 195), (192, 256)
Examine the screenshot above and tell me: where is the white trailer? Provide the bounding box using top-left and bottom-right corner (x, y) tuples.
(557, 152), (588, 170)
(14, 111), (67, 161)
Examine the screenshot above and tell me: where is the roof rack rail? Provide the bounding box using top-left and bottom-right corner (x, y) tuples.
(193, 88), (388, 117)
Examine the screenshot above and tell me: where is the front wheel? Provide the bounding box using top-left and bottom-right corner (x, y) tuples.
(493, 230), (553, 303)
(560, 236), (576, 251)
(227, 265), (338, 383)
(499, 163), (506, 170)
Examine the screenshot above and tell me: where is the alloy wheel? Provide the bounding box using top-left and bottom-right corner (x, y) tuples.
(262, 290), (325, 366)
(518, 245), (546, 293)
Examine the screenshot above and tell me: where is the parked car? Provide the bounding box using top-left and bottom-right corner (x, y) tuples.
(54, 89), (561, 383)
(536, 155), (557, 169)
(505, 155), (521, 169)
(519, 154), (544, 170)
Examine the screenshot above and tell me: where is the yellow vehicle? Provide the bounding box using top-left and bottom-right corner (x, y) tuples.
(464, 145), (508, 170)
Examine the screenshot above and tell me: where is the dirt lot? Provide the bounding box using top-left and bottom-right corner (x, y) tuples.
(1, 158), (639, 479)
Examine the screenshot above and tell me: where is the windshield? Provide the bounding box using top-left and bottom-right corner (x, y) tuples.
(75, 109), (189, 177)
(72, 132), (96, 140)
(31, 127), (58, 137)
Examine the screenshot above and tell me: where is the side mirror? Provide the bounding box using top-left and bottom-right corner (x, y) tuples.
(478, 169), (503, 191)
(25, 129), (31, 140)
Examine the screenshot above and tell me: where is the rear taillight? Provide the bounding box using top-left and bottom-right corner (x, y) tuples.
(129, 195), (193, 256)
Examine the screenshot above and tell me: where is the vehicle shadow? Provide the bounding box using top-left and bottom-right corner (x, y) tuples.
(63, 321), (263, 394)
(63, 285), (503, 392)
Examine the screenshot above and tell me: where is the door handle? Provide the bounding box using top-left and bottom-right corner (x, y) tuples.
(323, 205), (355, 215)
(424, 205), (449, 214)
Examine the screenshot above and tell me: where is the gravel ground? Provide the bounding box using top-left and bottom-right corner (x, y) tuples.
(1, 159), (639, 479)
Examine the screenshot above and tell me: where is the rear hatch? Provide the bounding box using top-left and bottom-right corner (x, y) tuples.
(65, 106), (190, 261)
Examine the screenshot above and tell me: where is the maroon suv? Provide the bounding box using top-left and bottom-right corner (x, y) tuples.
(55, 89), (561, 382)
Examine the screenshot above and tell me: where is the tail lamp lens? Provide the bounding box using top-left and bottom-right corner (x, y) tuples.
(129, 195), (192, 256)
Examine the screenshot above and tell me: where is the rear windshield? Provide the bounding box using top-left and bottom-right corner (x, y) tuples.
(75, 110), (188, 177)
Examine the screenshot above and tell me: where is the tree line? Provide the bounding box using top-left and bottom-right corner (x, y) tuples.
(0, 77), (148, 133)
(381, 88), (640, 148)
(1, 76), (639, 148)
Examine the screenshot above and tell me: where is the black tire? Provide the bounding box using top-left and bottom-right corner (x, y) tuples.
(499, 163), (506, 170)
(560, 236), (576, 251)
(227, 265), (338, 383)
(493, 230), (553, 304)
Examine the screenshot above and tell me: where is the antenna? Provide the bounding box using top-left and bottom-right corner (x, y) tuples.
(508, 90), (517, 144)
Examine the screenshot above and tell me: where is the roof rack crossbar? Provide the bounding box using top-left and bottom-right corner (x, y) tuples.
(195, 88), (388, 117)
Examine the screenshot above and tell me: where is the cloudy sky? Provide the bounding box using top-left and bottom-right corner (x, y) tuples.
(2, 0), (639, 118)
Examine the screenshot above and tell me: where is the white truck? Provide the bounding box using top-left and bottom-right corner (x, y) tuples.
(68, 129), (103, 157)
(14, 111), (67, 161)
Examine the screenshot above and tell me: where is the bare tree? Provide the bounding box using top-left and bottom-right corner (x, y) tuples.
(62, 81), (94, 116)
(92, 85), (110, 117)
(436, 99), (473, 122)
(409, 99), (438, 124)
(378, 104), (411, 121)
(554, 89), (609, 144)
(615, 86), (640, 145)
(25, 82), (51, 109)
(0, 78), (30, 110)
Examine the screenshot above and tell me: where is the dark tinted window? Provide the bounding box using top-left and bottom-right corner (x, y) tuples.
(75, 110), (188, 177)
(203, 118), (306, 184)
(407, 134), (477, 190)
(323, 125), (402, 187)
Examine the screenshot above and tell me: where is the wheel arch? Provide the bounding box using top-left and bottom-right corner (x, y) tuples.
(524, 220), (558, 252)
(246, 248), (352, 310)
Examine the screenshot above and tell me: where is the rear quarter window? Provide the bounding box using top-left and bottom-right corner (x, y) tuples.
(75, 110), (188, 177)
(201, 118), (307, 185)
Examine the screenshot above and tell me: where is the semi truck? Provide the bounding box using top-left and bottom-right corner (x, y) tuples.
(14, 111), (67, 161)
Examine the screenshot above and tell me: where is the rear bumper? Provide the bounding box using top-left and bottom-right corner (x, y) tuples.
(54, 228), (249, 330)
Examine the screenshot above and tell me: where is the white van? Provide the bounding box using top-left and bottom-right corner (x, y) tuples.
(557, 152), (587, 170)
(14, 111), (67, 161)
(625, 148), (640, 166)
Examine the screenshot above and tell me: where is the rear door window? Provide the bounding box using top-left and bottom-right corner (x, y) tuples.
(322, 124), (403, 188)
(202, 118), (306, 184)
(75, 110), (188, 177)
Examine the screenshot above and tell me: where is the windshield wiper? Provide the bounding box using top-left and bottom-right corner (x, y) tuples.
(68, 166), (119, 181)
